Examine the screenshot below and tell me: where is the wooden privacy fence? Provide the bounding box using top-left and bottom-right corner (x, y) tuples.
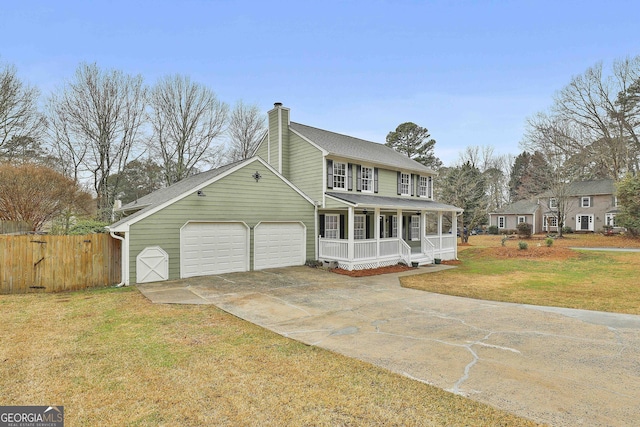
(0, 234), (121, 294)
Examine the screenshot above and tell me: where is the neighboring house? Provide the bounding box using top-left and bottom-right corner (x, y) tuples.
(488, 199), (541, 233)
(108, 103), (462, 285)
(488, 179), (618, 234)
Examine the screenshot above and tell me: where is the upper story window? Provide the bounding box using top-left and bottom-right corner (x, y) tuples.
(400, 173), (410, 196)
(361, 166), (374, 192)
(581, 196), (591, 208)
(419, 176), (432, 198)
(549, 198), (558, 209)
(333, 162), (346, 189)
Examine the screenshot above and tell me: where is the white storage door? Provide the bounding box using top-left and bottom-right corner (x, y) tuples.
(181, 222), (249, 278)
(254, 222), (305, 270)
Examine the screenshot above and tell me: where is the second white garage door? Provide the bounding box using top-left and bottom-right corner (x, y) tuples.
(254, 222), (306, 270)
(181, 222), (249, 278)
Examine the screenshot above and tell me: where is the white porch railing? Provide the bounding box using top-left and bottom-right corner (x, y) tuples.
(319, 235), (455, 270)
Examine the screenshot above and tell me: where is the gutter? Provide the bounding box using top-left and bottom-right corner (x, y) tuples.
(109, 230), (127, 287)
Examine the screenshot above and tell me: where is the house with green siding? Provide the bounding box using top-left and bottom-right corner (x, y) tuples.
(108, 103), (462, 285)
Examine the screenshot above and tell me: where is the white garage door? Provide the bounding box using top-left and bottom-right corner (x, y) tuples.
(181, 222), (249, 278)
(254, 222), (306, 270)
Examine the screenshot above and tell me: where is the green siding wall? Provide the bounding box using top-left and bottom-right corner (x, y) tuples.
(255, 134), (269, 160)
(128, 161), (315, 284)
(287, 132), (324, 201)
(325, 160), (435, 200)
(268, 109), (280, 171)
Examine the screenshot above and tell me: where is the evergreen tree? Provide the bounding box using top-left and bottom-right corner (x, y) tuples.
(385, 122), (442, 170)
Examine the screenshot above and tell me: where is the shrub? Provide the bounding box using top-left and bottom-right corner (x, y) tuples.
(487, 225), (499, 235)
(562, 226), (573, 234)
(518, 241), (528, 250)
(67, 219), (110, 235)
(545, 237), (554, 247)
(516, 222), (532, 239)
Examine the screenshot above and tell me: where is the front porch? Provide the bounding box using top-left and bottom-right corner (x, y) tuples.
(319, 234), (457, 270)
(318, 193), (462, 271)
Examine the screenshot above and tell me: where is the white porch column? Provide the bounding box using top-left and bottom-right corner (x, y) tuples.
(396, 208), (403, 241)
(452, 211), (459, 259)
(348, 206), (355, 260)
(437, 211), (443, 248)
(374, 207), (380, 258)
(420, 210), (426, 252)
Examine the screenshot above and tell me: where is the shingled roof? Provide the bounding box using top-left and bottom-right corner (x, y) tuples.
(109, 160), (244, 229)
(290, 122), (436, 174)
(538, 179), (615, 197)
(490, 199), (540, 215)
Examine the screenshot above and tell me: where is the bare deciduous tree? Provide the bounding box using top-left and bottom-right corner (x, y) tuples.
(0, 62), (44, 153)
(525, 56), (640, 179)
(227, 101), (265, 161)
(0, 163), (93, 232)
(148, 75), (228, 185)
(47, 63), (147, 220)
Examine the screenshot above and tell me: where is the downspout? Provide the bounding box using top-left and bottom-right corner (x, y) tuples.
(109, 230), (127, 287)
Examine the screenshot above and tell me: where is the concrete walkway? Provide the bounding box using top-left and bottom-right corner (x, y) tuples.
(138, 266), (640, 426)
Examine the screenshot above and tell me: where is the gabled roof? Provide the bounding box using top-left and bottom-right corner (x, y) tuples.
(539, 179), (615, 198)
(290, 122), (436, 174)
(108, 157), (313, 232)
(490, 199), (539, 215)
(326, 192), (463, 212)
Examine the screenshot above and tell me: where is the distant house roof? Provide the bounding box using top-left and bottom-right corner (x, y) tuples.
(490, 199), (540, 215)
(326, 192), (463, 212)
(539, 179), (615, 197)
(290, 122), (436, 174)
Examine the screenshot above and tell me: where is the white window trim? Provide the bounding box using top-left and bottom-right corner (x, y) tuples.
(418, 176), (429, 197)
(581, 197), (591, 208)
(354, 214), (366, 240)
(391, 215), (398, 238)
(325, 214), (339, 239)
(361, 166), (374, 193)
(410, 215), (420, 241)
(333, 162), (347, 190)
(400, 173), (410, 196)
(605, 213), (616, 227)
(518, 216), (526, 224)
(498, 216), (506, 229)
(549, 198), (558, 209)
(545, 215), (558, 230)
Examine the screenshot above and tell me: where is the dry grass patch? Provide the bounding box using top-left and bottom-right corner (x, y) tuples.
(467, 233), (640, 249)
(404, 245), (640, 314)
(0, 287), (539, 426)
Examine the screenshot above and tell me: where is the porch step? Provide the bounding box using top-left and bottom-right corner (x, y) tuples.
(410, 254), (433, 266)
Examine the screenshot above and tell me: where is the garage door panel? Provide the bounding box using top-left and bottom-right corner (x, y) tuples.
(181, 222), (248, 278)
(254, 222), (305, 270)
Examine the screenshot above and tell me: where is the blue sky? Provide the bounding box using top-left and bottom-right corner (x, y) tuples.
(2, 0), (639, 166)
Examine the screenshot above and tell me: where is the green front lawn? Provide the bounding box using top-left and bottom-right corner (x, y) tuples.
(403, 246), (640, 314)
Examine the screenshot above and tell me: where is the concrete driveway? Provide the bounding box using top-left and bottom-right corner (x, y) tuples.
(138, 266), (640, 427)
